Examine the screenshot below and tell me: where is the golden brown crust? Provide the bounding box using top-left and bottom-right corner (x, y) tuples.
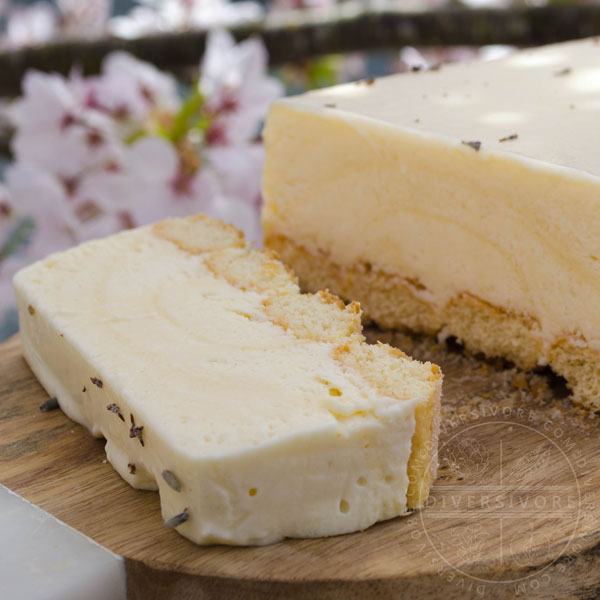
(549, 337), (600, 411)
(262, 291), (364, 343)
(267, 233), (600, 412)
(406, 378), (441, 509)
(205, 247), (298, 294)
(266, 234), (442, 335)
(445, 292), (543, 370)
(153, 215), (245, 254)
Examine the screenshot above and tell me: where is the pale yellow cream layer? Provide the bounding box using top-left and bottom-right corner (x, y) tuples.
(13, 222), (433, 545)
(262, 38), (600, 357)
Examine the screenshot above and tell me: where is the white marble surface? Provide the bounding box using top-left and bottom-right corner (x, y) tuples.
(0, 485), (126, 600)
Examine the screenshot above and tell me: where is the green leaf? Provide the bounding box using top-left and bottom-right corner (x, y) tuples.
(306, 56), (340, 90)
(124, 128), (147, 145)
(168, 85), (208, 143)
(123, 84), (209, 146)
(0, 216), (35, 260)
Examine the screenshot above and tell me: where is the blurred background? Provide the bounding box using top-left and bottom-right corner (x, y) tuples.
(0, 0), (599, 340)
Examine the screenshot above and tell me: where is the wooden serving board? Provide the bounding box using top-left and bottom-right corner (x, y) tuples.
(2, 332), (600, 600)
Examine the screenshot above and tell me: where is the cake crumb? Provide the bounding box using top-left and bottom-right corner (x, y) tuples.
(511, 372), (529, 390)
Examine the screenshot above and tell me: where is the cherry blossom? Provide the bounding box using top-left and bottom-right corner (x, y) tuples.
(1, 2), (57, 49)
(108, 6), (169, 39)
(3, 163), (77, 260)
(207, 195), (262, 244)
(1, 0), (269, 47)
(82, 51), (181, 141)
(73, 137), (181, 229)
(0, 29), (283, 330)
(200, 29), (284, 145)
(0, 0), (112, 48)
(206, 143), (264, 208)
(9, 71), (119, 180)
(57, 0), (112, 38)
(173, 0), (263, 29)
(110, 0), (263, 38)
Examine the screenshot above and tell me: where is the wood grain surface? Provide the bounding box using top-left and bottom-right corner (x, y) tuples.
(1, 331), (600, 600)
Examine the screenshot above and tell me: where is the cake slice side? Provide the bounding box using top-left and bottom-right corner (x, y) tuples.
(261, 42), (600, 411)
(334, 341), (442, 509)
(14, 215), (442, 545)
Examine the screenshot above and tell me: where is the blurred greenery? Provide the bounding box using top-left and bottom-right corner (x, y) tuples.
(306, 57), (339, 90)
(0, 217), (34, 261)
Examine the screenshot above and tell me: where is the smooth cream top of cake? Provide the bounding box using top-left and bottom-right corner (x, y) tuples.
(275, 37), (600, 178)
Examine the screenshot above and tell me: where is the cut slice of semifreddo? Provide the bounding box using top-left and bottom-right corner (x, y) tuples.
(13, 215), (442, 546)
(262, 37), (600, 410)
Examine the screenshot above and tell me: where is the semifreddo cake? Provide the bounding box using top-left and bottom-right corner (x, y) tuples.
(262, 37), (600, 411)
(13, 215), (442, 546)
